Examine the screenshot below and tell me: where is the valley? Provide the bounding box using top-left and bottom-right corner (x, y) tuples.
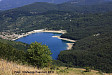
(0, 0), (112, 74)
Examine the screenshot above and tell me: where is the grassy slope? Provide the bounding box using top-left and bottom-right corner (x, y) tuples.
(0, 59), (110, 75)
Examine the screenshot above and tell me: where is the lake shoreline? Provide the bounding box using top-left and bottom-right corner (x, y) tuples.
(12, 29), (66, 40)
(52, 36), (76, 50)
(52, 36), (76, 42)
(13, 29), (76, 50)
(66, 43), (74, 50)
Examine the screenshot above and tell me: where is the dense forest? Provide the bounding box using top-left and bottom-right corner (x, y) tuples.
(0, 38), (29, 51)
(0, 40), (26, 63)
(0, 10), (112, 40)
(0, 1), (112, 73)
(58, 32), (112, 73)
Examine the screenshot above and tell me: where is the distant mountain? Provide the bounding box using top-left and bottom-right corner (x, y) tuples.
(0, 0), (112, 10)
(58, 1), (112, 13)
(1, 1), (112, 15)
(10, 2), (58, 13)
(0, 0), (70, 10)
(67, 0), (112, 5)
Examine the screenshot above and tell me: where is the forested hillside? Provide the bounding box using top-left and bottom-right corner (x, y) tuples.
(0, 0), (112, 10)
(0, 9), (112, 40)
(11, 2), (58, 13)
(58, 32), (112, 73)
(0, 0), (69, 10)
(0, 41), (26, 62)
(0, 1), (112, 73)
(4, 1), (112, 13)
(68, 0), (112, 5)
(0, 39), (52, 68)
(0, 38), (29, 51)
(58, 2), (112, 13)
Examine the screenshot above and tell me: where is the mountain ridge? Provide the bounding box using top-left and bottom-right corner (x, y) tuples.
(0, 0), (112, 10)
(0, 0), (69, 10)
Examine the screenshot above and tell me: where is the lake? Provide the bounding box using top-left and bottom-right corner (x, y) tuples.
(16, 32), (69, 59)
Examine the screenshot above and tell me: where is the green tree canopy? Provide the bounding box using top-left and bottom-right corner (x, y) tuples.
(27, 42), (52, 68)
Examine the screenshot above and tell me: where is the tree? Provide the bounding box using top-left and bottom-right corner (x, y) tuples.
(27, 42), (52, 68)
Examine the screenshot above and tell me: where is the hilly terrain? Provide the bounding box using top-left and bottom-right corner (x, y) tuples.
(1, 59), (110, 75)
(0, 36), (111, 74)
(68, 0), (112, 5)
(59, 32), (112, 73)
(0, 0), (69, 10)
(0, 0), (112, 10)
(1, 1), (112, 14)
(0, 38), (29, 51)
(58, 2), (112, 13)
(0, 3), (112, 39)
(0, 1), (112, 74)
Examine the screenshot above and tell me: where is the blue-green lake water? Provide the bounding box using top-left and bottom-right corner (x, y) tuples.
(16, 32), (69, 59)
